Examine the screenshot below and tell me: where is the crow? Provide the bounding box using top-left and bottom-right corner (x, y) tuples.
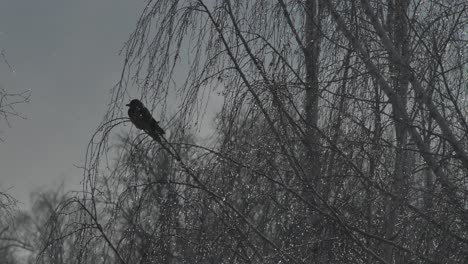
(126, 99), (165, 141)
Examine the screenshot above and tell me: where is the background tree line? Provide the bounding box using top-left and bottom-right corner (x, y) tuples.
(2, 0), (468, 263)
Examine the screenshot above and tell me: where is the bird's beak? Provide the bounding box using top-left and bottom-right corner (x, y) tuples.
(125, 103), (130, 107)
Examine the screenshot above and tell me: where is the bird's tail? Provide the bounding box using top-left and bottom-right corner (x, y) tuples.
(147, 130), (161, 143)
(149, 119), (165, 135)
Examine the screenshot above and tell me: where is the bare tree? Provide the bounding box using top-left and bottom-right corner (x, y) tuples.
(0, 49), (31, 141)
(40, 0), (468, 263)
(0, 190), (19, 262)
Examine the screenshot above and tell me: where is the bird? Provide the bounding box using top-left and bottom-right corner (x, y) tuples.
(126, 99), (165, 141)
(126, 99), (146, 130)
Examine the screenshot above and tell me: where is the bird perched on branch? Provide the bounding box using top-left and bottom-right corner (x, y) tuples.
(126, 99), (165, 141)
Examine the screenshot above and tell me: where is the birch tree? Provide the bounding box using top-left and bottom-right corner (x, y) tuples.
(42, 0), (468, 263)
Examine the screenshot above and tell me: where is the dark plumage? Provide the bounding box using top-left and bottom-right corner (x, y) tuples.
(126, 99), (165, 141)
(126, 102), (146, 130)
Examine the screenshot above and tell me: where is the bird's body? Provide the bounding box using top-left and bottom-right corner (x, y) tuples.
(126, 99), (165, 141)
(127, 106), (146, 130)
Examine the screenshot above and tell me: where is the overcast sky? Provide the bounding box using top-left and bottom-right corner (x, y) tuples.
(0, 0), (145, 209)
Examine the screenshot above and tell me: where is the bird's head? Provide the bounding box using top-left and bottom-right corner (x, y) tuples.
(126, 99), (144, 108)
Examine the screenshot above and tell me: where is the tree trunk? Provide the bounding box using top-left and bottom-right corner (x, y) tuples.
(304, 0), (322, 192)
(304, 0), (326, 262)
(383, 0), (410, 263)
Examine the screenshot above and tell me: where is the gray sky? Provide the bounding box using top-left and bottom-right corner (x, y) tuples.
(0, 0), (144, 209)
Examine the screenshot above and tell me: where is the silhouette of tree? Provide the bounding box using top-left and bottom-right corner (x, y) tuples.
(41, 1), (468, 263)
(0, 49), (31, 141)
